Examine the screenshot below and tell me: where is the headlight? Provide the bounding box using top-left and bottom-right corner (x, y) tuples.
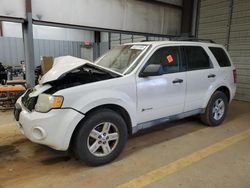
(35, 94), (64, 113)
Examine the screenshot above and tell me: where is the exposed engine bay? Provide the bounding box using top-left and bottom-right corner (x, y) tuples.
(45, 64), (121, 94)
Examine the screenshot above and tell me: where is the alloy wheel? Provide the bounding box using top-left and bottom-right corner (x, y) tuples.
(212, 98), (225, 121)
(87, 122), (119, 157)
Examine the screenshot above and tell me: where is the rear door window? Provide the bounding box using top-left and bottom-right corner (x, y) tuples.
(184, 46), (211, 71)
(209, 47), (231, 67)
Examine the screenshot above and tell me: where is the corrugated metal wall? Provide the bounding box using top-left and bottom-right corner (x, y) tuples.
(110, 33), (147, 48)
(198, 0), (250, 102)
(110, 33), (169, 49)
(229, 0), (250, 101)
(0, 37), (82, 67)
(198, 0), (230, 46)
(0, 37), (24, 66)
(33, 39), (81, 66)
(0, 34), (171, 67)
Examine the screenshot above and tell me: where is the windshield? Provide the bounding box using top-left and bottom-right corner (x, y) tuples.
(95, 44), (148, 74)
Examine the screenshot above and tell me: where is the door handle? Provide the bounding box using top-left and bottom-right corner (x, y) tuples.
(172, 78), (183, 84)
(208, 74), (216, 78)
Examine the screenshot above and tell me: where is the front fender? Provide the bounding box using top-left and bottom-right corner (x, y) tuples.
(60, 89), (136, 150)
(69, 89), (137, 128)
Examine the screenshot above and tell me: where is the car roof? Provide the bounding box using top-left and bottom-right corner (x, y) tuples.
(125, 40), (225, 48)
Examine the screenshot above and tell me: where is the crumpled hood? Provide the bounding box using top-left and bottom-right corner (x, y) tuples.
(40, 56), (92, 84)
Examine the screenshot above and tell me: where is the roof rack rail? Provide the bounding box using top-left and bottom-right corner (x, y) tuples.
(168, 37), (215, 43)
(140, 37), (215, 43)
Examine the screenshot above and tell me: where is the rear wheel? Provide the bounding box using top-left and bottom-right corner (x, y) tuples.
(201, 91), (228, 126)
(73, 109), (127, 166)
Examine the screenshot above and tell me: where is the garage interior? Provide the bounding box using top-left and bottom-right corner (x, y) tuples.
(0, 0), (250, 187)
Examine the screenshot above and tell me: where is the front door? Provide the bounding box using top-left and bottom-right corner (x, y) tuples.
(136, 46), (186, 124)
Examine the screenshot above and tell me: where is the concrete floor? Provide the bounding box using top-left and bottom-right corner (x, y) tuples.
(0, 100), (249, 188)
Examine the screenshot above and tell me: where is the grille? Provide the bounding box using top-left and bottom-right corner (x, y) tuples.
(21, 89), (37, 111)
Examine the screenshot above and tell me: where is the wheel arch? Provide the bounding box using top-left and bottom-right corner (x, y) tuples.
(84, 104), (133, 135)
(203, 85), (231, 109)
(69, 104), (133, 149)
(200, 85), (230, 126)
(215, 86), (230, 102)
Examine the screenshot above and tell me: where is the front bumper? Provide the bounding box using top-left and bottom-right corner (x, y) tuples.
(15, 97), (84, 151)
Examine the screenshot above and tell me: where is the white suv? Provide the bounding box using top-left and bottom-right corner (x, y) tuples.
(14, 40), (236, 166)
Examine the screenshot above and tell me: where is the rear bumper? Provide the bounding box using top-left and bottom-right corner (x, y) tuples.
(15, 97), (84, 151)
(230, 84), (237, 102)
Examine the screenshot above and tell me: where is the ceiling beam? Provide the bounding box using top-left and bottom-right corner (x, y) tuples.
(139, 0), (182, 10)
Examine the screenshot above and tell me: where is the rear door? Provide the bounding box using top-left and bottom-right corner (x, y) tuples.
(183, 46), (217, 112)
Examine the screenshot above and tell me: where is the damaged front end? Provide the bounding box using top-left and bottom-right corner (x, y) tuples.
(44, 63), (121, 94)
(40, 56), (122, 94)
(19, 56), (122, 112)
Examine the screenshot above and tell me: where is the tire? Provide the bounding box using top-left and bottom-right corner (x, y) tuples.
(73, 108), (127, 166)
(201, 91), (228, 127)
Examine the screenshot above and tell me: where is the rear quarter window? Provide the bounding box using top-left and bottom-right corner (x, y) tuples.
(209, 47), (231, 67)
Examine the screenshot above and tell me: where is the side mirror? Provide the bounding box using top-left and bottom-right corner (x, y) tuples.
(139, 64), (161, 77)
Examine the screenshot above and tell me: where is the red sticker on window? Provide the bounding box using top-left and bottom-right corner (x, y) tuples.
(166, 55), (174, 63)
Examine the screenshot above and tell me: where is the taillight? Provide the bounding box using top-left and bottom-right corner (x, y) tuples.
(233, 69), (237, 83)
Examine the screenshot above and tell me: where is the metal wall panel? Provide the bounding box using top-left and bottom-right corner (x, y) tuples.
(121, 34), (133, 44)
(0, 37), (82, 67)
(33, 39), (82, 65)
(110, 33), (148, 48)
(198, 0), (230, 46)
(0, 0), (26, 19)
(110, 32), (170, 49)
(198, 0), (250, 101)
(228, 0), (250, 101)
(110, 33), (121, 49)
(0, 0), (182, 35)
(0, 37), (24, 66)
(133, 35), (147, 42)
(99, 42), (109, 56)
(32, 0), (182, 35)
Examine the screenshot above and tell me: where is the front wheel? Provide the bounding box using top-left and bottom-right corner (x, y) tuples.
(73, 109), (127, 166)
(201, 91), (228, 126)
